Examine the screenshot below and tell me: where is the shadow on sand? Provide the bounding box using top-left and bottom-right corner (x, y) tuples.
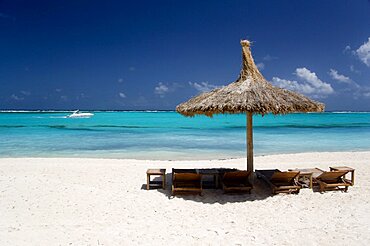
(142, 173), (281, 204)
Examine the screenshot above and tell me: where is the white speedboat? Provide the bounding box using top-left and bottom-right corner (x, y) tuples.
(67, 110), (94, 118)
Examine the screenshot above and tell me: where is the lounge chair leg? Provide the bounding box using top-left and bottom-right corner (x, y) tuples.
(320, 185), (324, 193)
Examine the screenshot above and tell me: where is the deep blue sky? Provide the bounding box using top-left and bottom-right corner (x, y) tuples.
(0, 0), (369, 110)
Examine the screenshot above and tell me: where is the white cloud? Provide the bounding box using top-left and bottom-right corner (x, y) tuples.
(356, 37), (370, 67)
(11, 94), (24, 101)
(153, 82), (184, 98)
(118, 92), (126, 98)
(154, 82), (169, 97)
(55, 88), (62, 93)
(272, 67), (334, 98)
(272, 77), (316, 94)
(295, 67), (334, 95)
(128, 66), (135, 71)
(329, 69), (352, 84)
(118, 78), (124, 83)
(256, 62), (265, 70)
(328, 69), (361, 92)
(189, 82), (218, 93)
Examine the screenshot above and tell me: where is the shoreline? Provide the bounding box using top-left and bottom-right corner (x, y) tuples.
(1, 150), (369, 162)
(1, 151), (370, 245)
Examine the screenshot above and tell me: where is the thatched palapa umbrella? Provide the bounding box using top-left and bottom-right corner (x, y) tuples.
(176, 40), (324, 172)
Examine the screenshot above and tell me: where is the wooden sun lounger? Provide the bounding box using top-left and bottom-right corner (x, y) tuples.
(314, 169), (352, 192)
(256, 169), (301, 194)
(222, 170), (253, 194)
(172, 169), (202, 196)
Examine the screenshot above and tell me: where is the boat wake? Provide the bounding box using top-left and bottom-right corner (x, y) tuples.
(67, 110), (94, 118)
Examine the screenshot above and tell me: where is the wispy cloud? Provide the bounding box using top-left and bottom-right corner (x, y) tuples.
(256, 55), (277, 71)
(154, 82), (169, 97)
(20, 90), (31, 96)
(328, 69), (362, 97)
(189, 82), (218, 93)
(343, 45), (353, 54)
(352, 85), (370, 99)
(256, 62), (265, 70)
(329, 69), (352, 84)
(272, 67), (334, 98)
(356, 37), (370, 67)
(327, 69), (370, 100)
(60, 95), (68, 101)
(350, 65), (361, 74)
(153, 82), (184, 97)
(11, 94), (24, 101)
(128, 66), (135, 71)
(118, 92), (126, 98)
(118, 78), (124, 83)
(263, 55), (278, 61)
(10, 91), (31, 101)
(363, 91), (370, 98)
(76, 93), (87, 100)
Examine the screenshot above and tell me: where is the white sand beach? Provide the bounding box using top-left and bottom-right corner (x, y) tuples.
(1, 151), (370, 245)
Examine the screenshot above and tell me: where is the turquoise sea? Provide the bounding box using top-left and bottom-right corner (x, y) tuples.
(0, 111), (369, 160)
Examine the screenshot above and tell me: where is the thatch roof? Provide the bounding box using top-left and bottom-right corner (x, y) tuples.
(176, 40), (324, 117)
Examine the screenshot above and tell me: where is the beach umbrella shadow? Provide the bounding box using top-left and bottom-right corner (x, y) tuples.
(152, 172), (274, 204)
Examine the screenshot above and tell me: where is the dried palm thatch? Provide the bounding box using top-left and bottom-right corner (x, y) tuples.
(176, 40), (324, 117)
(176, 40), (325, 173)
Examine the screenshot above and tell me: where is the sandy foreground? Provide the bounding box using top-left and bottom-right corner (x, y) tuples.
(1, 151), (370, 245)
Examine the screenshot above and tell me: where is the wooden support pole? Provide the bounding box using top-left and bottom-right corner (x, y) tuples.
(247, 112), (253, 172)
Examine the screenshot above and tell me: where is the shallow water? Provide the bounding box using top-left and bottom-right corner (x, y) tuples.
(0, 111), (369, 160)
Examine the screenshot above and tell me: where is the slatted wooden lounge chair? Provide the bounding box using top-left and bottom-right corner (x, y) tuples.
(256, 169), (301, 194)
(172, 169), (202, 196)
(172, 168), (198, 174)
(314, 169), (351, 192)
(222, 170), (253, 194)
